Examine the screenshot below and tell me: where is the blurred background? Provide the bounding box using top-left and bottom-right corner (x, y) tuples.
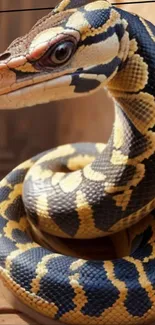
(0, 0), (154, 180)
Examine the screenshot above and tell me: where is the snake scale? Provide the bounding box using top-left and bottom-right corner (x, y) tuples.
(0, 0), (155, 324)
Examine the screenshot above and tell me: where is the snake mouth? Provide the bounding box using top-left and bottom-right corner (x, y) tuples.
(0, 69), (98, 110)
(0, 73), (80, 110)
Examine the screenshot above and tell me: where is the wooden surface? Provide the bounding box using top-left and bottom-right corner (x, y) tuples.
(0, 1), (155, 325)
(0, 290), (38, 325)
(0, 281), (64, 325)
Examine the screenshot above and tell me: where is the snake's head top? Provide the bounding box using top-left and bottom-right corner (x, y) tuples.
(0, 0), (129, 109)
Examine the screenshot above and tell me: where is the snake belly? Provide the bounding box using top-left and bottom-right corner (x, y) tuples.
(0, 0), (155, 324)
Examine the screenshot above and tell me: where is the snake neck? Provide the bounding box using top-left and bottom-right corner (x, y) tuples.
(108, 8), (155, 134)
(23, 9), (155, 239)
(107, 9), (155, 167)
(88, 11), (155, 233)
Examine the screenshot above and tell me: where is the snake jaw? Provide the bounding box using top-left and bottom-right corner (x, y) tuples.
(0, 74), (79, 109)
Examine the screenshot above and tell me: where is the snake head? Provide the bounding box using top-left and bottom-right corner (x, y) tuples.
(0, 0), (129, 109)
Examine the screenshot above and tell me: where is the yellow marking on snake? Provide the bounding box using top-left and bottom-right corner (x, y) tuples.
(70, 260), (87, 271)
(111, 197), (155, 232)
(75, 190), (106, 238)
(83, 164), (106, 181)
(0, 184), (23, 220)
(5, 242), (39, 273)
(31, 254), (60, 294)
(38, 145), (76, 163)
(109, 54), (148, 92)
(67, 155), (95, 171)
(26, 165), (52, 181)
(115, 92), (155, 134)
(4, 217), (27, 241)
(103, 261), (130, 320)
(60, 170), (82, 192)
(110, 150), (128, 165)
(95, 143), (106, 153)
(51, 172), (65, 185)
(54, 0), (70, 13)
(125, 255), (155, 304)
(67, 8), (121, 40)
(80, 73), (107, 82)
(0, 269), (59, 318)
(140, 17), (155, 42)
(128, 39), (138, 58)
(29, 27), (65, 54)
(70, 34), (120, 69)
(114, 189), (133, 211)
(113, 112), (124, 149)
(69, 272), (88, 310)
(35, 194), (69, 237)
(85, 1), (110, 11)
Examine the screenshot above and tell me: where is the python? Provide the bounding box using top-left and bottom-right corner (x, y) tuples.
(0, 0), (155, 324)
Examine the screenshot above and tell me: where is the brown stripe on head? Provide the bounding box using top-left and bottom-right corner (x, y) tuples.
(4, 11), (74, 60)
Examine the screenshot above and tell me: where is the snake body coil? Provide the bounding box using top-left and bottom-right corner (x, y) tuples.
(0, 0), (155, 324)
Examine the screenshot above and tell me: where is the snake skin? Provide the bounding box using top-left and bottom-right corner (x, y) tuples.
(0, 0), (155, 324)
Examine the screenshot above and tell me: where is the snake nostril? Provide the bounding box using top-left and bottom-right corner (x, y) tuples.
(0, 52), (11, 61)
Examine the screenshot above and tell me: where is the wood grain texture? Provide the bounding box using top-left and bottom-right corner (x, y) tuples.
(0, 290), (38, 325)
(0, 314), (37, 325)
(114, 0), (155, 24)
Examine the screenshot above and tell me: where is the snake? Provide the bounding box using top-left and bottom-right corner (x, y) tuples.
(0, 0), (155, 324)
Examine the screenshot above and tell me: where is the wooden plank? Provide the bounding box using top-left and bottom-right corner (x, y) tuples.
(0, 292), (14, 312)
(0, 314), (37, 325)
(0, 282), (65, 325)
(0, 290), (38, 325)
(115, 0), (155, 23)
(0, 0), (56, 10)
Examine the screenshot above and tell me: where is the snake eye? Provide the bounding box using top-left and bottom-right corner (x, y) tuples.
(36, 38), (76, 69)
(51, 41), (75, 65)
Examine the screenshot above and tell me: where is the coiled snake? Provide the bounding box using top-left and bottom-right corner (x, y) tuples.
(0, 0), (155, 324)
